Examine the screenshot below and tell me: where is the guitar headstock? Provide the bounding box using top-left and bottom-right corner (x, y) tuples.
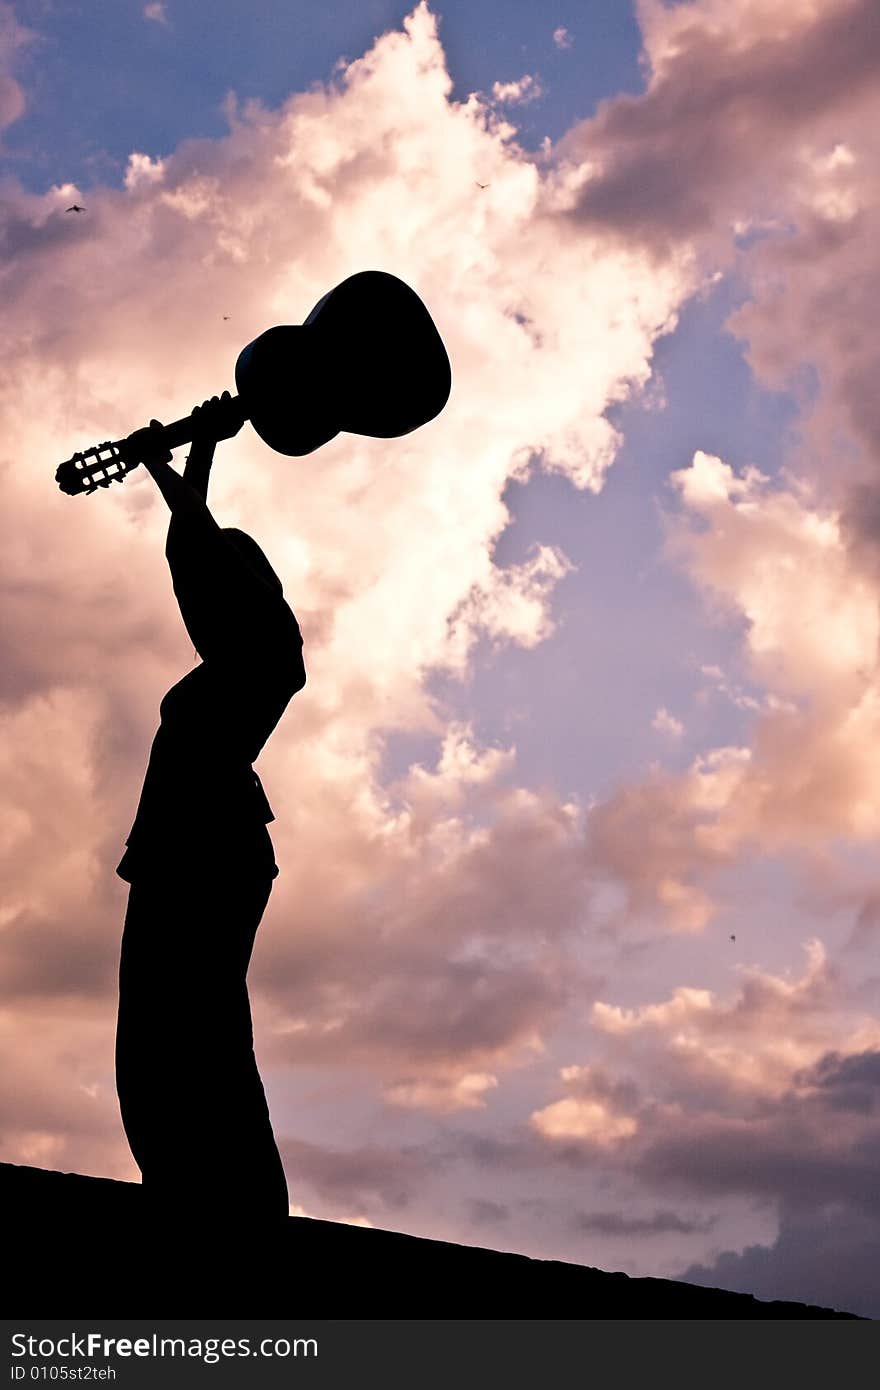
(55, 439), (137, 496)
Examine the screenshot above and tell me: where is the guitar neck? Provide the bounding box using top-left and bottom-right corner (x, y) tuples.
(55, 397), (246, 496)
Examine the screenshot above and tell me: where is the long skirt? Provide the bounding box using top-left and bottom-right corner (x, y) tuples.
(115, 865), (288, 1226)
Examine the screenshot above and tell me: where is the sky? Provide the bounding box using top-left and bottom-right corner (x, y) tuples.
(1, 0), (879, 1318)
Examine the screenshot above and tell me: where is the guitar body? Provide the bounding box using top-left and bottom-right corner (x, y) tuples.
(235, 270), (452, 456)
(234, 324), (336, 457)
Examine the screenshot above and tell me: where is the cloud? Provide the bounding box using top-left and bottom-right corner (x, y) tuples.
(529, 946), (880, 1190)
(557, 0), (879, 253)
(531, 1064), (640, 1146)
(682, 1202), (880, 1318)
(552, 0), (880, 595)
(583, 446), (880, 931)
(577, 1207), (716, 1237)
(0, 2), (33, 132)
(449, 546), (574, 655)
(651, 706), (683, 738)
(545, 0), (880, 745)
(590, 940), (854, 1102)
(255, 746), (600, 1097)
(0, 1), (695, 1183)
(280, 1135), (429, 1219)
(586, 744), (749, 932)
(124, 153), (166, 191)
(491, 75), (544, 107)
(552, 28), (573, 51)
(468, 1197), (509, 1225)
(383, 1071), (498, 1113)
(143, 2), (169, 25)
(667, 453), (878, 712)
(524, 949), (880, 1308)
(0, 1006), (129, 1179)
(532, 1094), (638, 1145)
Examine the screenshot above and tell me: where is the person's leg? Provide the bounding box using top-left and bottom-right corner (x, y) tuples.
(191, 868), (289, 1222)
(116, 880), (172, 1177)
(116, 871), (288, 1224)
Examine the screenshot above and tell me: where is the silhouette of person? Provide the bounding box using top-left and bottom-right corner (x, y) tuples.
(115, 393), (305, 1227)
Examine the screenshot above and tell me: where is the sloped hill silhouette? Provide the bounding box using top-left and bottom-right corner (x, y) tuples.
(3, 1162), (862, 1317)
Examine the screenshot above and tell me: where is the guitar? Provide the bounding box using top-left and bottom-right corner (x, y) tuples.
(55, 270), (451, 497)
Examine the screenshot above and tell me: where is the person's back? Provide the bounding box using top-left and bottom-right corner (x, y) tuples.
(117, 529), (305, 885)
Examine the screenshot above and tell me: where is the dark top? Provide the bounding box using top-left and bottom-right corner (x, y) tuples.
(117, 500), (305, 885)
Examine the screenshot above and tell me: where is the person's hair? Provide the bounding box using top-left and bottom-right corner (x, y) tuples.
(222, 527), (283, 593)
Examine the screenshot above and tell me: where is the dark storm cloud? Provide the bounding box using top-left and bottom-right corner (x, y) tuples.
(681, 1202), (880, 1319)
(633, 1054), (880, 1216)
(796, 1046), (880, 1113)
(576, 1207), (717, 1237)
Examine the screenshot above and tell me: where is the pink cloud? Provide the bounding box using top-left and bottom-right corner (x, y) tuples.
(527, 944), (880, 1283)
(581, 444), (880, 931)
(0, 3), (32, 132)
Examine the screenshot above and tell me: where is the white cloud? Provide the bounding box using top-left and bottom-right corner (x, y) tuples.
(448, 545), (575, 659)
(589, 939), (858, 1097)
(531, 1062), (640, 1145)
(491, 75), (544, 106)
(652, 707), (683, 738)
(383, 1070), (498, 1112)
(123, 153), (166, 191)
(667, 453), (879, 710)
(532, 1094), (638, 1144)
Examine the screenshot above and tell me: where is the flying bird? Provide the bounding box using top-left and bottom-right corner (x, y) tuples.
(476, 182), (489, 189)
(66, 204), (86, 213)
(729, 934), (736, 942)
(222, 316), (230, 321)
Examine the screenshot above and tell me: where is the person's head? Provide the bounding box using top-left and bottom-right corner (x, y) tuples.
(222, 527), (283, 594)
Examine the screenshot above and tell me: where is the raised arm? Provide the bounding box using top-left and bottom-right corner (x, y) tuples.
(125, 392), (241, 529)
(127, 403), (301, 672)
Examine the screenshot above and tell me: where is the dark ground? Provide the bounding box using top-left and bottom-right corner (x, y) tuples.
(2, 1162), (864, 1318)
